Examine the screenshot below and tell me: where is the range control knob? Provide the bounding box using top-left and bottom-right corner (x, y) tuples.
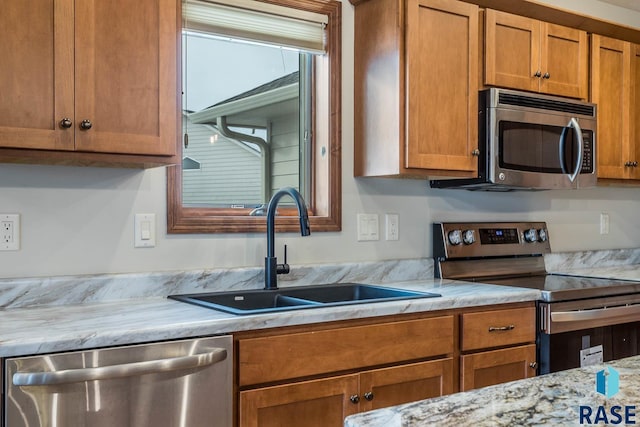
(538, 228), (548, 242)
(524, 228), (538, 243)
(448, 230), (462, 246)
(462, 229), (476, 245)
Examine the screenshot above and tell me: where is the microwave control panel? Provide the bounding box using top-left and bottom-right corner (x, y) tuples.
(581, 130), (594, 173)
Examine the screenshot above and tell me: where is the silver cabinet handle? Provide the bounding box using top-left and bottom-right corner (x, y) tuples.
(488, 325), (515, 332)
(13, 347), (227, 386)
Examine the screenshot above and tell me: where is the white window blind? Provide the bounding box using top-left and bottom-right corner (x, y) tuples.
(183, 0), (328, 54)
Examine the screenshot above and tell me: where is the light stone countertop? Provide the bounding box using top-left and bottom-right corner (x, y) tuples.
(0, 279), (540, 358)
(552, 264), (640, 282)
(344, 356), (640, 427)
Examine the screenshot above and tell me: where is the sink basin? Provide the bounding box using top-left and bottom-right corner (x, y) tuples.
(169, 283), (440, 315)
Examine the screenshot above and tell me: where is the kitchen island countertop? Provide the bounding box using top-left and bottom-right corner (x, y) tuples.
(345, 355), (640, 427)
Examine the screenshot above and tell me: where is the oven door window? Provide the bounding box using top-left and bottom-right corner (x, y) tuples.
(498, 121), (579, 174)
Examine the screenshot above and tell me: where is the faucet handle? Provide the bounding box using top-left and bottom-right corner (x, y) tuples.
(276, 244), (290, 275)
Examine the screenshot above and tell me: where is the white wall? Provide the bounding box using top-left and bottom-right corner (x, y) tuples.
(2, 0), (640, 280)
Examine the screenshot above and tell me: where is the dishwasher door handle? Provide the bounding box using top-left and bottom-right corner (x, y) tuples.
(13, 347), (227, 387)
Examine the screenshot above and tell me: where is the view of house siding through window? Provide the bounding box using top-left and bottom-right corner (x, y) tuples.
(182, 0), (317, 210)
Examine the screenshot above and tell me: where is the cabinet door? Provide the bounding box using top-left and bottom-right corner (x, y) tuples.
(540, 23), (588, 99)
(239, 375), (359, 427)
(405, 0), (478, 173)
(74, 0), (177, 156)
(485, 10), (540, 93)
(359, 358), (454, 412)
(0, 0), (74, 151)
(632, 44), (640, 180)
(460, 344), (536, 392)
(591, 35), (631, 180)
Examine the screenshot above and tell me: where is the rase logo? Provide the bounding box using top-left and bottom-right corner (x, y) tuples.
(596, 366), (620, 398)
(580, 367), (636, 425)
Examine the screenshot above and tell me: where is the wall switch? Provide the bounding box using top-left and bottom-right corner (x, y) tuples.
(134, 213), (156, 248)
(357, 213), (379, 241)
(600, 213), (610, 235)
(385, 213), (399, 241)
(0, 214), (20, 251)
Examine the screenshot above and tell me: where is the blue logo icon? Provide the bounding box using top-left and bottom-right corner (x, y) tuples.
(596, 366), (620, 398)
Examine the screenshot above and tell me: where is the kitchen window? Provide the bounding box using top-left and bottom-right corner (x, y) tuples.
(167, 0), (341, 233)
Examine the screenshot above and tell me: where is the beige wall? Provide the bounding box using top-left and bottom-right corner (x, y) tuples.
(1, 0), (640, 279)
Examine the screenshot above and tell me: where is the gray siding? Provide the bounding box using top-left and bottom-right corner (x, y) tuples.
(270, 114), (300, 197)
(182, 118), (262, 206)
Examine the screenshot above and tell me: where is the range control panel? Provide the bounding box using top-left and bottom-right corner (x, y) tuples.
(433, 222), (551, 260)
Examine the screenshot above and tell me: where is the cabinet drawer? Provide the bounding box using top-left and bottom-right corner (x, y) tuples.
(239, 315), (454, 386)
(461, 307), (535, 351)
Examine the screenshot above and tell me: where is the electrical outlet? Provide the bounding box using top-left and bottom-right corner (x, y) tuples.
(600, 213), (609, 235)
(385, 213), (399, 241)
(1, 214), (20, 251)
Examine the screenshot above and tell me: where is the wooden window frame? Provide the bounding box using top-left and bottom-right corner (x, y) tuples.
(167, 0), (341, 233)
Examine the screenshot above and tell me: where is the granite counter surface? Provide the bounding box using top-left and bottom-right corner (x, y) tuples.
(0, 280), (539, 357)
(345, 356), (640, 427)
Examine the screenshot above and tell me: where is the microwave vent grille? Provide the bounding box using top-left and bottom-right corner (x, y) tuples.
(498, 92), (595, 117)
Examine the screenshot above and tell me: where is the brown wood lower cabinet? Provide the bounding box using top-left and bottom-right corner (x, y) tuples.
(461, 344), (537, 391)
(358, 358), (454, 412)
(239, 375), (359, 427)
(235, 303), (536, 426)
(239, 358), (454, 427)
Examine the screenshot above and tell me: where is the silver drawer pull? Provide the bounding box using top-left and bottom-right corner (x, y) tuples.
(13, 347), (227, 387)
(488, 325), (515, 332)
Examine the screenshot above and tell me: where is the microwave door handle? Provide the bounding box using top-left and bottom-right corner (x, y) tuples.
(559, 126), (570, 175)
(567, 118), (584, 183)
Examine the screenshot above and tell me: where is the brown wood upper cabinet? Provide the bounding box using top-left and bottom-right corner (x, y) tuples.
(353, 0), (479, 178)
(484, 9), (588, 100)
(591, 35), (640, 181)
(0, 0), (177, 166)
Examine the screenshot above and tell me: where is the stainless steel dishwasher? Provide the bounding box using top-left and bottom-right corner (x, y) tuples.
(4, 335), (232, 427)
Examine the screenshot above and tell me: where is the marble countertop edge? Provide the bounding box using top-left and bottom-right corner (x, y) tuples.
(0, 280), (540, 358)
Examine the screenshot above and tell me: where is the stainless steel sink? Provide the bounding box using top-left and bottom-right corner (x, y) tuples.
(169, 283), (440, 315)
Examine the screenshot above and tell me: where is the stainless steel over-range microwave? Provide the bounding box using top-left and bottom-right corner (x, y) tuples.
(431, 88), (597, 191)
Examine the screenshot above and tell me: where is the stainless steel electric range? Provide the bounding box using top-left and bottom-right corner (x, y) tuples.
(433, 222), (640, 374)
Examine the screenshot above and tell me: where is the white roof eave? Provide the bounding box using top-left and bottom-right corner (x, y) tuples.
(190, 83), (298, 124)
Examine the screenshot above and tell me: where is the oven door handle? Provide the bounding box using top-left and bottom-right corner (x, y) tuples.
(12, 347), (228, 387)
(558, 117), (584, 183)
(551, 304), (640, 324)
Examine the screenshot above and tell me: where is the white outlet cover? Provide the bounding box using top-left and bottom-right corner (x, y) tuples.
(385, 213), (399, 241)
(0, 213), (20, 251)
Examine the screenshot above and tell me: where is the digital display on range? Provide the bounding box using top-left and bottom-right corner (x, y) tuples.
(479, 228), (519, 244)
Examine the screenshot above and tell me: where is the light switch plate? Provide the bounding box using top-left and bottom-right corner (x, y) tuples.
(134, 213), (156, 248)
(357, 213), (379, 241)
